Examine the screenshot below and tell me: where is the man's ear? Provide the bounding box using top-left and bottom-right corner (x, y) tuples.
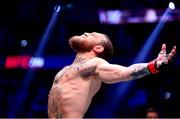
(93, 45), (104, 54)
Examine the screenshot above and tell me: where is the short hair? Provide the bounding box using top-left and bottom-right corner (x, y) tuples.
(99, 34), (114, 60)
(146, 108), (158, 113)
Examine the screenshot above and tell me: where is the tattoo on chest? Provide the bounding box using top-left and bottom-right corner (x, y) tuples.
(53, 56), (88, 84)
(53, 67), (69, 84)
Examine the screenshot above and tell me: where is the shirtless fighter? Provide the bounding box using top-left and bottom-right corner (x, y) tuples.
(48, 32), (176, 118)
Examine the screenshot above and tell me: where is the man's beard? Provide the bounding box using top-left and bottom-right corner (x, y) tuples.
(69, 36), (94, 53)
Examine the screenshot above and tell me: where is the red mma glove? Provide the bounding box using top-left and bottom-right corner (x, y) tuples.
(148, 44), (176, 74)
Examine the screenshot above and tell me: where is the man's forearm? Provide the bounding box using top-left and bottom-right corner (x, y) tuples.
(128, 63), (151, 80)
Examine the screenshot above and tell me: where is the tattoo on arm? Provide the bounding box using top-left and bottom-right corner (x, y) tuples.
(130, 64), (150, 79)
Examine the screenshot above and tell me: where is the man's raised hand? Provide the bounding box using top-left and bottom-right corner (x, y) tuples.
(148, 44), (176, 74)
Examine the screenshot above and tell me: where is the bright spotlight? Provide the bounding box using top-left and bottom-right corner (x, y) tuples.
(21, 39), (28, 47)
(169, 2), (175, 10)
(54, 5), (61, 12)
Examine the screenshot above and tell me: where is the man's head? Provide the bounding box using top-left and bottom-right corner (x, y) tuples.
(69, 32), (114, 59)
(146, 108), (159, 119)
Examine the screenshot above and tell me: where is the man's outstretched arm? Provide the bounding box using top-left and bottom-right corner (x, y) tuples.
(96, 44), (176, 84)
(96, 62), (150, 84)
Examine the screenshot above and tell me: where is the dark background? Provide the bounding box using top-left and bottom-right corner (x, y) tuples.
(0, 0), (180, 118)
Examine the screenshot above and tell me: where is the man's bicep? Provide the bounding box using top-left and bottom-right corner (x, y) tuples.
(96, 63), (129, 83)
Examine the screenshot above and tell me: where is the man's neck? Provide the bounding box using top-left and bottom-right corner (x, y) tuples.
(73, 52), (96, 64)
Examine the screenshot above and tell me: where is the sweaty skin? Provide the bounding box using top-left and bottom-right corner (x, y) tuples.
(48, 32), (176, 118)
(48, 56), (150, 118)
